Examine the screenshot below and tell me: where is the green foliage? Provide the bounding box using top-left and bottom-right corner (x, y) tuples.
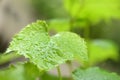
(6, 20), (87, 71)
(0, 19), (119, 80)
(72, 67), (120, 80)
(0, 0), (120, 79)
(64, 0), (120, 23)
(89, 39), (119, 65)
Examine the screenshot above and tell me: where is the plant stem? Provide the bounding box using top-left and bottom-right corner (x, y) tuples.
(84, 26), (90, 41)
(83, 21), (91, 68)
(57, 66), (62, 80)
(84, 20), (90, 50)
(84, 25), (90, 53)
(0, 51), (20, 65)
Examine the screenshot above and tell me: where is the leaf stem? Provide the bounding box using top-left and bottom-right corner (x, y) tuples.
(84, 25), (90, 42)
(83, 21), (90, 68)
(57, 66), (62, 80)
(84, 21), (90, 53)
(0, 51), (20, 65)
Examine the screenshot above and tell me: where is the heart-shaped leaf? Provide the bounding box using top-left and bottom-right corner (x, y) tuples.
(6, 20), (88, 71)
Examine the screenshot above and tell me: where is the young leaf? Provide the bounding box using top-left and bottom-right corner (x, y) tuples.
(72, 67), (120, 80)
(6, 21), (74, 71)
(88, 40), (119, 65)
(64, 0), (120, 23)
(6, 20), (88, 71)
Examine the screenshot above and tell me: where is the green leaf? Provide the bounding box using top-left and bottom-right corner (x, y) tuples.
(7, 20), (51, 71)
(47, 19), (70, 32)
(0, 63), (42, 80)
(89, 40), (119, 65)
(24, 62), (42, 80)
(6, 20), (88, 71)
(51, 32), (88, 64)
(0, 64), (24, 80)
(72, 67), (120, 80)
(64, 0), (120, 23)
(6, 21), (73, 71)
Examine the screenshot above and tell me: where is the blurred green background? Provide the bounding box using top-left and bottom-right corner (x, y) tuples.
(0, 0), (120, 75)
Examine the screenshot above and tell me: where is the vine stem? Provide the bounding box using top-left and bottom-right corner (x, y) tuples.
(84, 26), (90, 41)
(57, 66), (62, 80)
(83, 21), (91, 68)
(84, 25), (90, 54)
(0, 51), (20, 65)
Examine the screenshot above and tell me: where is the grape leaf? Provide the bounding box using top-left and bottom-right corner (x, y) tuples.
(72, 67), (120, 80)
(6, 21), (73, 71)
(64, 0), (120, 23)
(89, 39), (119, 65)
(6, 20), (88, 71)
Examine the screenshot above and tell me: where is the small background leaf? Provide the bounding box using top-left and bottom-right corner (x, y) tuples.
(72, 67), (120, 80)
